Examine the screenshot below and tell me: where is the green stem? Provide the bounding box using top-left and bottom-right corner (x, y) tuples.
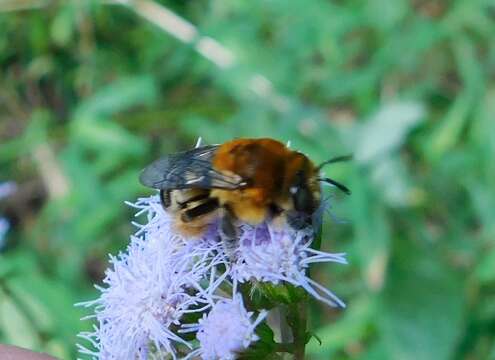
(288, 300), (308, 360)
(278, 306), (292, 345)
(274, 342), (294, 354)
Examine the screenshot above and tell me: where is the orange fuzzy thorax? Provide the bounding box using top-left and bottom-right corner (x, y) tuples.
(211, 138), (320, 225)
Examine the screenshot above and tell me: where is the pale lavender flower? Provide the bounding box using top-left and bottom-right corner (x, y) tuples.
(183, 296), (267, 360)
(78, 192), (346, 359)
(231, 222), (347, 307)
(129, 195), (229, 284)
(77, 196), (226, 360)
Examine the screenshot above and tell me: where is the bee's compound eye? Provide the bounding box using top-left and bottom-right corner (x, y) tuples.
(291, 186), (315, 214)
(291, 170), (315, 214)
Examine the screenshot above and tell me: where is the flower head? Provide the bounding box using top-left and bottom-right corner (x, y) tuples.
(231, 222), (347, 307)
(78, 193), (347, 359)
(183, 296), (267, 360)
(78, 196), (223, 360)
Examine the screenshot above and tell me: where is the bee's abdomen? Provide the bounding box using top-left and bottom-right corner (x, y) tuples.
(181, 198), (219, 222)
(162, 188), (219, 221)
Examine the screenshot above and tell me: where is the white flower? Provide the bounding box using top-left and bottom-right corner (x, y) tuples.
(77, 196), (224, 360)
(183, 296), (267, 360)
(231, 222), (347, 308)
(129, 196), (227, 274)
(77, 193), (347, 359)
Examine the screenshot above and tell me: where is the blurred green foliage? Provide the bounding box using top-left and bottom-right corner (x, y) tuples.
(0, 0), (494, 359)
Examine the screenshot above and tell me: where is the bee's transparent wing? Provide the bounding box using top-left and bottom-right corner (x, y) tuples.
(139, 145), (245, 190)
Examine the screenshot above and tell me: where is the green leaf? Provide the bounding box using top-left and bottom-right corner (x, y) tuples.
(252, 282), (307, 306)
(369, 155), (416, 207)
(426, 91), (472, 161)
(307, 296), (374, 357)
(9, 272), (84, 347)
(5, 278), (55, 334)
(74, 75), (157, 119)
(427, 36), (482, 160)
(238, 321), (279, 360)
(238, 336), (278, 360)
(353, 102), (425, 163)
(476, 248), (495, 284)
(255, 322), (275, 345)
(357, 342), (389, 360)
(50, 4), (75, 46)
(378, 249), (465, 360)
(348, 173), (391, 291)
(71, 119), (147, 156)
(0, 109), (50, 162)
(0, 288), (40, 350)
(305, 331), (321, 345)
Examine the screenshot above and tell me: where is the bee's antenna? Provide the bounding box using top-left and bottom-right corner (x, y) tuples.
(195, 137), (203, 148)
(316, 154), (352, 171)
(317, 177), (351, 195)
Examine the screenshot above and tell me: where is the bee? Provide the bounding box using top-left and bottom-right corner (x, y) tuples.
(139, 138), (350, 243)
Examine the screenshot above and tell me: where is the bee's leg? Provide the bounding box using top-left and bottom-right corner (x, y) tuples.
(219, 208), (238, 259)
(160, 189), (171, 209)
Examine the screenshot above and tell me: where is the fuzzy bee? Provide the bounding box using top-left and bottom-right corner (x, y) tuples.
(139, 138), (350, 243)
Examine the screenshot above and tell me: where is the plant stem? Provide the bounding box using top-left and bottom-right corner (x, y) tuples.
(274, 342), (294, 354)
(288, 300), (308, 360)
(278, 306), (293, 344)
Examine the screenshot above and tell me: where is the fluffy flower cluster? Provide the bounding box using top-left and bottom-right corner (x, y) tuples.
(233, 223), (347, 307)
(182, 296), (267, 360)
(78, 194), (346, 359)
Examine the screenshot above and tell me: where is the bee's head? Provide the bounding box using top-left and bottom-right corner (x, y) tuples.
(285, 166), (321, 230)
(285, 153), (322, 217)
(285, 153), (351, 230)
(289, 170), (319, 215)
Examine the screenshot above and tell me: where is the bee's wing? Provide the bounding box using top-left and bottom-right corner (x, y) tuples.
(139, 145), (245, 190)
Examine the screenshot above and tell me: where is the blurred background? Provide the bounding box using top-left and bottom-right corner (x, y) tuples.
(0, 0), (494, 359)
